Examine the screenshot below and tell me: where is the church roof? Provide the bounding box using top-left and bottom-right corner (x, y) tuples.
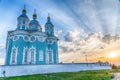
(17, 5), (29, 20)
(18, 14), (29, 19)
(29, 10), (42, 31)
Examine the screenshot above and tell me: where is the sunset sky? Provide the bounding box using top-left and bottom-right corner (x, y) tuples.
(0, 0), (120, 65)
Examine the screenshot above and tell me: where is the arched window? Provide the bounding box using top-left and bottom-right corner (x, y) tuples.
(13, 35), (18, 41)
(24, 35), (29, 41)
(11, 48), (17, 64)
(39, 50), (44, 61)
(46, 49), (53, 64)
(30, 36), (35, 42)
(49, 50), (53, 62)
(23, 19), (26, 24)
(38, 36), (46, 42)
(23, 48), (29, 64)
(30, 48), (35, 64)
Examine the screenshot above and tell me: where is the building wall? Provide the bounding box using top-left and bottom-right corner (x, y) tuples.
(5, 31), (58, 65)
(0, 63), (111, 77)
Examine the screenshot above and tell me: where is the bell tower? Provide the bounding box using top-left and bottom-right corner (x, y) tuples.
(17, 5), (30, 30)
(45, 14), (54, 36)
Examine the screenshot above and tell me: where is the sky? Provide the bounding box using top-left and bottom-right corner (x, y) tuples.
(0, 0), (120, 65)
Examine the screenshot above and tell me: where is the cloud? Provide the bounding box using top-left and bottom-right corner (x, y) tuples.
(55, 30), (63, 37)
(0, 44), (5, 65)
(1, 0), (120, 65)
(59, 32), (120, 64)
(64, 32), (73, 42)
(64, 29), (86, 42)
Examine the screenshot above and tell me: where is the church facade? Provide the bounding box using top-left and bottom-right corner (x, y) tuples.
(5, 7), (59, 65)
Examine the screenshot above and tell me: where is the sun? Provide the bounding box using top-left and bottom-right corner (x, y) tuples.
(108, 52), (117, 58)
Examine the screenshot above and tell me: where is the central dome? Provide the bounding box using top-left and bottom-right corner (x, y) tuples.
(29, 19), (42, 31)
(29, 11), (42, 31)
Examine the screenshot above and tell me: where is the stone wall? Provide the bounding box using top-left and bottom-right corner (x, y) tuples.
(0, 63), (111, 77)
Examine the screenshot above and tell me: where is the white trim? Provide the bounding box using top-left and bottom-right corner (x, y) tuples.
(29, 46), (36, 64)
(9, 33), (48, 42)
(23, 35), (29, 42)
(46, 48), (53, 64)
(47, 39), (54, 44)
(39, 50), (44, 61)
(10, 46), (18, 65)
(20, 25), (22, 29)
(8, 30), (47, 36)
(30, 36), (36, 42)
(46, 48), (49, 64)
(22, 47), (29, 64)
(49, 48), (53, 63)
(6, 39), (10, 53)
(38, 36), (46, 42)
(13, 35), (19, 41)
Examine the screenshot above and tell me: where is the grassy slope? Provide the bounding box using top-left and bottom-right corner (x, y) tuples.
(1, 70), (113, 80)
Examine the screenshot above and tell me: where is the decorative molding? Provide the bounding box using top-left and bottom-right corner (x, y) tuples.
(13, 35), (19, 41)
(30, 36), (36, 42)
(29, 46), (36, 64)
(23, 35), (29, 42)
(8, 30), (47, 37)
(39, 50), (44, 61)
(47, 39), (55, 44)
(10, 46), (18, 65)
(22, 46), (29, 64)
(38, 36), (46, 42)
(46, 48), (53, 64)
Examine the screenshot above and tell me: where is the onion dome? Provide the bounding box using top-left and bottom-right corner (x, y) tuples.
(29, 9), (42, 31)
(17, 5), (30, 30)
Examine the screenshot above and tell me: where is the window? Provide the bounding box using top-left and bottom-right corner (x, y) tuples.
(46, 27), (49, 30)
(46, 49), (53, 64)
(23, 20), (25, 24)
(23, 49), (28, 63)
(24, 36), (29, 41)
(13, 35), (18, 41)
(38, 37), (45, 42)
(30, 49), (35, 63)
(39, 37), (43, 42)
(30, 36), (35, 42)
(11, 48), (17, 64)
(39, 50), (44, 61)
(47, 39), (53, 44)
(46, 49), (49, 63)
(48, 50), (53, 62)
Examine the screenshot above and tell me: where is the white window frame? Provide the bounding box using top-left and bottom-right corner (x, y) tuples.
(13, 35), (19, 41)
(46, 48), (53, 64)
(22, 47), (29, 64)
(30, 36), (36, 42)
(47, 39), (54, 44)
(46, 48), (49, 64)
(23, 35), (29, 42)
(10, 46), (18, 65)
(39, 50), (44, 61)
(29, 46), (36, 64)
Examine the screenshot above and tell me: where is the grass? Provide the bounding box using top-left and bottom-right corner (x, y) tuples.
(0, 70), (114, 80)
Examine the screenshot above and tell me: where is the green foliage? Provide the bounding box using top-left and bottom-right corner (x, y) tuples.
(1, 70), (113, 80)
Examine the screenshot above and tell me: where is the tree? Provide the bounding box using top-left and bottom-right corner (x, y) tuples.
(111, 64), (117, 69)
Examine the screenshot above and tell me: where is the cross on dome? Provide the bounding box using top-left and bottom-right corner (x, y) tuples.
(33, 9), (37, 19)
(22, 4), (26, 14)
(47, 13), (51, 22)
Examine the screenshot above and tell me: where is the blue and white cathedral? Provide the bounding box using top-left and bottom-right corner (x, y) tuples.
(5, 7), (59, 65)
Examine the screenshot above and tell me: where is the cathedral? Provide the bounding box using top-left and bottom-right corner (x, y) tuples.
(5, 7), (59, 65)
